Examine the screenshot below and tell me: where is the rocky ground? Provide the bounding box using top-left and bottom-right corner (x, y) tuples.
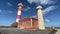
(0, 28), (59, 34)
(55, 28), (60, 34)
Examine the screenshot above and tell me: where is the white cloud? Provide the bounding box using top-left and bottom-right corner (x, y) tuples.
(44, 19), (50, 23)
(27, 0), (58, 18)
(0, 9), (13, 14)
(23, 7), (31, 11)
(31, 15), (37, 18)
(0, 9), (3, 14)
(7, 2), (12, 6)
(27, 0), (57, 5)
(31, 16), (51, 23)
(0, 10), (2, 13)
(39, 0), (56, 5)
(31, 6), (58, 18)
(27, 0), (38, 4)
(43, 6), (58, 14)
(8, 11), (13, 14)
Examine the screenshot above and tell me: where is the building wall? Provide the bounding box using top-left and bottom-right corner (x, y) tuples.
(32, 18), (38, 29)
(18, 18), (38, 30)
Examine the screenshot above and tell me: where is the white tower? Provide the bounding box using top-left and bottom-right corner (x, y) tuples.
(36, 6), (45, 29)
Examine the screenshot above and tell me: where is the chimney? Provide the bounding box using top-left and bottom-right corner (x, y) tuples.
(36, 6), (45, 29)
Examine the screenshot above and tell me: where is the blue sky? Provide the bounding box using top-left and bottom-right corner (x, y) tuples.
(0, 0), (60, 27)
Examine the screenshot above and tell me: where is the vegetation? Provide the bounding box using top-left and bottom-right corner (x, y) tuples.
(45, 27), (55, 30)
(11, 22), (18, 27)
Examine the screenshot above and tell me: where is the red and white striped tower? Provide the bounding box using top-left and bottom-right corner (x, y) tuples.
(16, 3), (23, 28)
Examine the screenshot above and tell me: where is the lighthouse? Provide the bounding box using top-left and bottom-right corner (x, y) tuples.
(36, 6), (45, 29)
(16, 3), (23, 22)
(16, 3), (23, 28)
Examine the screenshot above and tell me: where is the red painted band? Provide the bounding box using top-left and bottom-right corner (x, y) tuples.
(16, 15), (21, 19)
(18, 7), (22, 11)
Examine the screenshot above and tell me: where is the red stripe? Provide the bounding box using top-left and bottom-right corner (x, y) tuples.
(16, 15), (21, 19)
(18, 7), (22, 11)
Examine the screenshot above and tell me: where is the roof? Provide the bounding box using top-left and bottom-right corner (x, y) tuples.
(19, 17), (37, 21)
